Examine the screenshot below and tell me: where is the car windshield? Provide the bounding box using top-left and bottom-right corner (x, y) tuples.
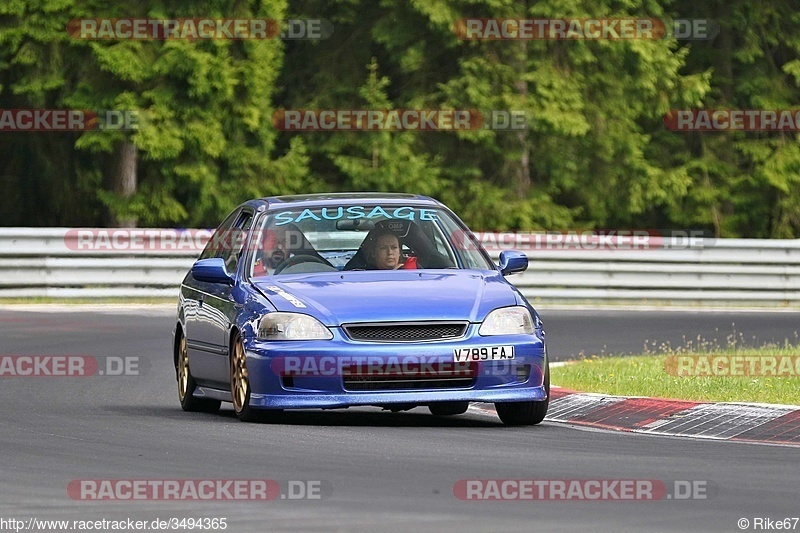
(248, 204), (494, 276)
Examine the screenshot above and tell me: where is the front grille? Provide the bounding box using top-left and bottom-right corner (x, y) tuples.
(343, 322), (468, 342)
(342, 362), (477, 391)
(343, 377), (475, 391)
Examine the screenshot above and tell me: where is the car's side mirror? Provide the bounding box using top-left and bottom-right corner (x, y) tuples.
(191, 258), (234, 285)
(498, 250), (528, 276)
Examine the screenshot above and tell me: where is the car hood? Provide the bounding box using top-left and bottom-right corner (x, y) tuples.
(252, 270), (517, 326)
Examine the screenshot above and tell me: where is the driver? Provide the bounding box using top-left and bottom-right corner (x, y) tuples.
(366, 230), (418, 270)
(253, 225), (294, 276)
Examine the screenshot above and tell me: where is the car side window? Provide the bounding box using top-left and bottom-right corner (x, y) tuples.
(432, 229), (450, 257)
(219, 211), (254, 274)
(430, 222), (458, 266)
(198, 209), (240, 261)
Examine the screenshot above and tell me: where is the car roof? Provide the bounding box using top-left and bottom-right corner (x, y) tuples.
(252, 192), (444, 210)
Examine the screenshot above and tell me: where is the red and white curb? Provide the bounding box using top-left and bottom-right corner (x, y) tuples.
(547, 387), (800, 446)
(476, 388), (800, 446)
(548, 388), (800, 445)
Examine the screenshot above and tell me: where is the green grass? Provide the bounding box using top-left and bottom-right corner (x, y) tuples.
(551, 343), (800, 405)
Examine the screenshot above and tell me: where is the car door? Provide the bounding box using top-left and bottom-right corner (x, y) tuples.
(185, 208), (254, 388)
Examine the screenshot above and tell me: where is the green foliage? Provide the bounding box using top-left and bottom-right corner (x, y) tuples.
(279, 0), (715, 230)
(1, 0), (800, 236)
(1, 0), (311, 227)
(326, 58), (444, 197)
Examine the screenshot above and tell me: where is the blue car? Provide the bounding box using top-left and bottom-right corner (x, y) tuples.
(173, 193), (549, 425)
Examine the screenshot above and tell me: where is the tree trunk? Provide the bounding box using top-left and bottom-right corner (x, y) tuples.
(711, 0), (734, 237)
(107, 140), (137, 227)
(511, 0), (530, 199)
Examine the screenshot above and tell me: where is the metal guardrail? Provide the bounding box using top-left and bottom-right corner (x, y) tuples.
(1, 228), (799, 305)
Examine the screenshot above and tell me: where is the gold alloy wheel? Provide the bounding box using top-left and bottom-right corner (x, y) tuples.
(178, 336), (189, 401)
(231, 338), (249, 413)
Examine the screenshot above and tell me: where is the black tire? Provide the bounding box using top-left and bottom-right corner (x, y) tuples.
(429, 402), (470, 416)
(495, 359), (550, 426)
(177, 334), (221, 413)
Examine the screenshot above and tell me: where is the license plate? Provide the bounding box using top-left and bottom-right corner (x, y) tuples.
(453, 346), (515, 362)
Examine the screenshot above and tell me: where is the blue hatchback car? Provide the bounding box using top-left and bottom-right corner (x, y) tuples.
(173, 193), (549, 425)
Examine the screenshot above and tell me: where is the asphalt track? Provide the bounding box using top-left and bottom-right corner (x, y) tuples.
(541, 308), (800, 360)
(0, 306), (798, 532)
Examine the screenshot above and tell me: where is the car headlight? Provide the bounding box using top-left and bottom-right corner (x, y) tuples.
(479, 307), (535, 336)
(258, 313), (333, 340)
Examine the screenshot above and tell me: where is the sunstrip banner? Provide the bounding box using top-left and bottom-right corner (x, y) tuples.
(272, 206), (439, 225)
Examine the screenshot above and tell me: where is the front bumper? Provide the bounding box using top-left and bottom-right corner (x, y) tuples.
(241, 325), (547, 409)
